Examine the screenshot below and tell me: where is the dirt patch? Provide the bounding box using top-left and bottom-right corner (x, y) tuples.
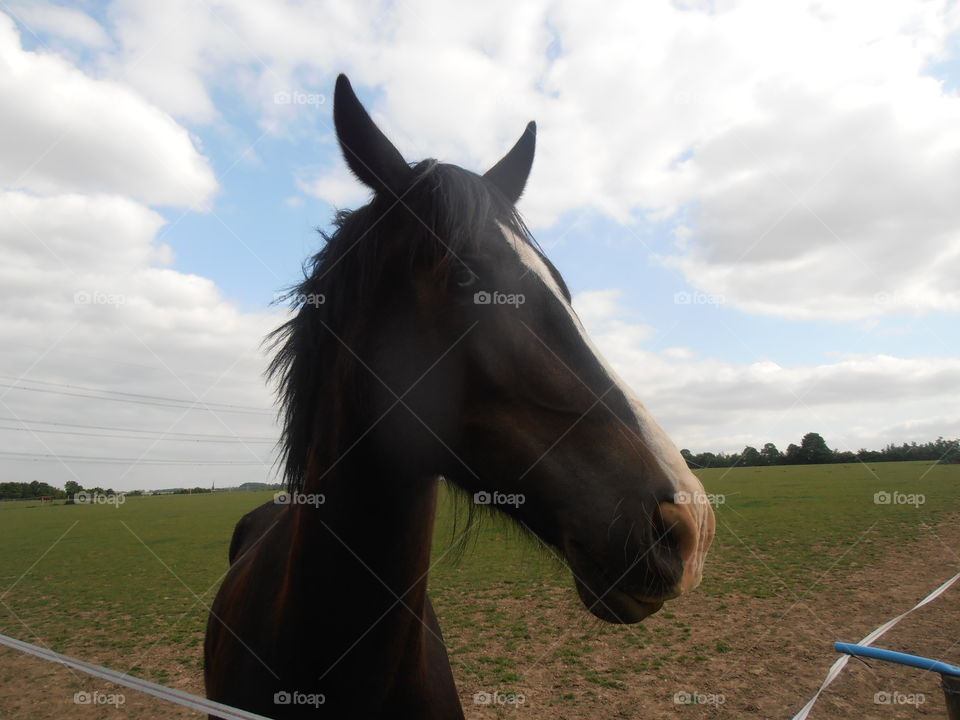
(455, 515), (960, 719)
(0, 644), (198, 719)
(0, 630), (204, 719)
(1, 516), (957, 719)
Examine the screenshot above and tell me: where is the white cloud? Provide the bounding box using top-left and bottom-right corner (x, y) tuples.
(663, 81), (960, 320)
(0, 16), (274, 491)
(296, 164), (371, 210)
(574, 289), (654, 348)
(45, 0), (959, 321)
(0, 191), (282, 491)
(99, 0), (224, 123)
(0, 13), (216, 207)
(7, 2), (111, 49)
(541, 0), (960, 320)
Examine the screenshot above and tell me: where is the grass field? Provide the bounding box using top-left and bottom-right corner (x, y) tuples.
(1, 460), (958, 716)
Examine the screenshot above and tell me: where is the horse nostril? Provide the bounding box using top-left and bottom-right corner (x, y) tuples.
(656, 500), (701, 593)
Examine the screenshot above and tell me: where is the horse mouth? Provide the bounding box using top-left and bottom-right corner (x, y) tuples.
(571, 575), (668, 623)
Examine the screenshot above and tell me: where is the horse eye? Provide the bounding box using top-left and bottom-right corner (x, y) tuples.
(453, 265), (478, 288)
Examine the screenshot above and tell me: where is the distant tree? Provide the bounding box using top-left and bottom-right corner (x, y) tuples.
(0, 482), (24, 499)
(716, 452), (739, 468)
(741, 446), (761, 466)
(784, 443), (801, 464)
(799, 432), (832, 464)
(237, 482), (283, 491)
(940, 437), (960, 463)
(0, 481), (66, 500)
(697, 452), (718, 468)
(760, 442), (782, 465)
(64, 481), (82, 497)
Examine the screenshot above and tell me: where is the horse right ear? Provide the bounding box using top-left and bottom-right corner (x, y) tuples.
(333, 75), (411, 196)
(483, 121), (536, 205)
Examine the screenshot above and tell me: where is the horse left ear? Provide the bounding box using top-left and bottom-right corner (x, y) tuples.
(483, 121), (536, 205)
(333, 74), (411, 196)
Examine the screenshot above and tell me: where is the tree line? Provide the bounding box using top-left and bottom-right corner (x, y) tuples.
(0, 480), (122, 501)
(682, 433), (960, 469)
(0, 480), (217, 501)
(0, 479), (283, 500)
(1, 435), (956, 499)
(0, 480), (65, 500)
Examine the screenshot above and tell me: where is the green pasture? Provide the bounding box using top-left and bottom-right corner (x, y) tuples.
(0, 461), (957, 692)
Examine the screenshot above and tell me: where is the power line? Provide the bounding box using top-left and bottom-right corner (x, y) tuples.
(0, 450), (271, 465)
(0, 343), (269, 386)
(0, 375), (272, 412)
(0, 380), (274, 416)
(0, 425), (276, 444)
(0, 416), (276, 442)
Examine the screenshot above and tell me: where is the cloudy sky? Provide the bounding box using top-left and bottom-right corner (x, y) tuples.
(1, 0), (959, 491)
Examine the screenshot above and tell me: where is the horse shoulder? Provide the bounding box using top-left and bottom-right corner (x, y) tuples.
(228, 499), (287, 564)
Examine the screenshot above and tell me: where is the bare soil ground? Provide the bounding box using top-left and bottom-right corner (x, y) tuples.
(457, 514), (960, 720)
(1, 514), (958, 719)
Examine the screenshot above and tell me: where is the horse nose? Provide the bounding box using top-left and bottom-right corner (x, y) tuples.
(657, 491), (715, 594)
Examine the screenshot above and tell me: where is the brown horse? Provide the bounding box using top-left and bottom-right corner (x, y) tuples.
(204, 74), (714, 719)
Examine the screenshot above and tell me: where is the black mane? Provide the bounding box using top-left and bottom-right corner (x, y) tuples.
(267, 159), (543, 493)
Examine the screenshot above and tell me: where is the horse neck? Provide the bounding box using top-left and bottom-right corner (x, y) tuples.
(275, 460), (442, 706)
(290, 457), (440, 618)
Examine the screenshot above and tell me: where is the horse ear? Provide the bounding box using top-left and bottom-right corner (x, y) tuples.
(483, 121), (536, 205)
(333, 74), (410, 196)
